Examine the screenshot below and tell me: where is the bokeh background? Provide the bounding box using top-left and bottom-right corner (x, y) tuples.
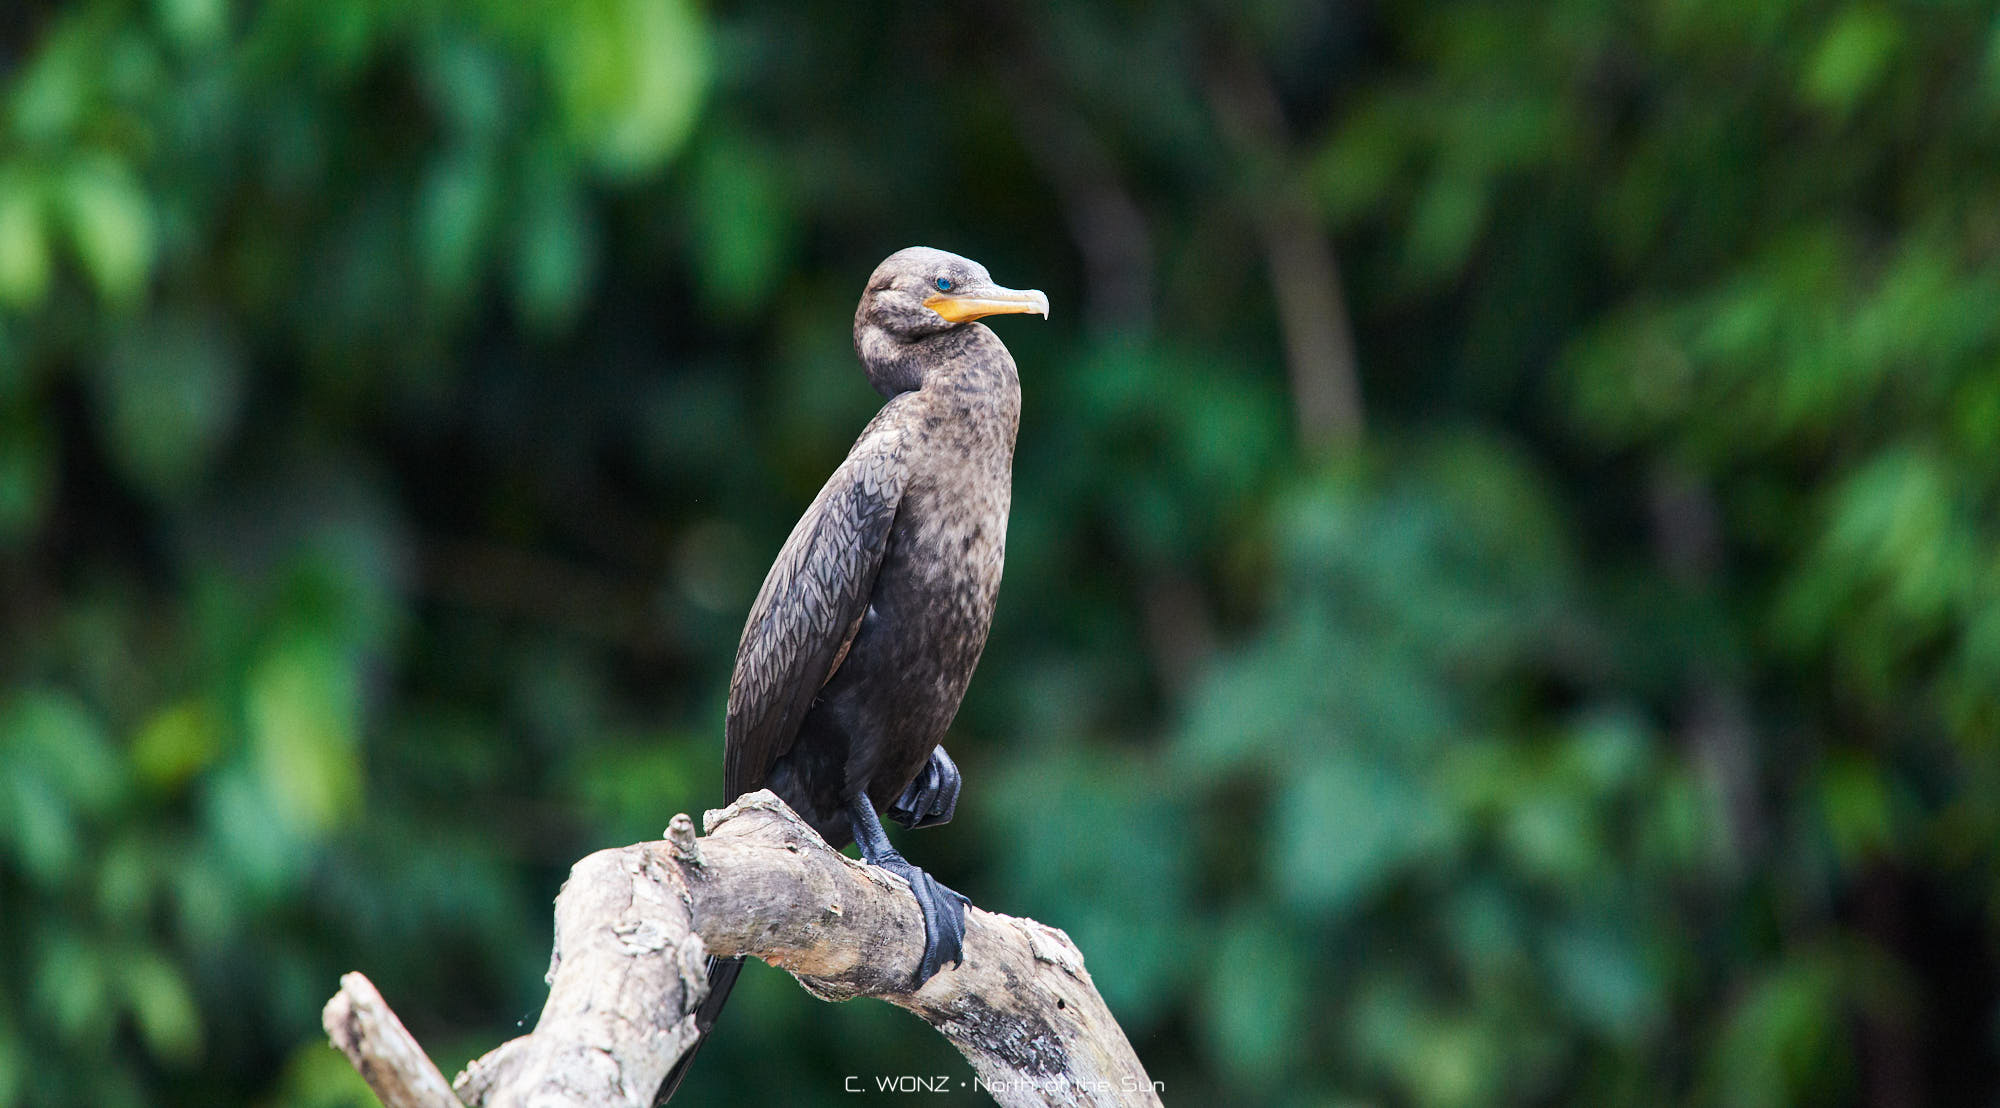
(5, 0), (1999, 1104)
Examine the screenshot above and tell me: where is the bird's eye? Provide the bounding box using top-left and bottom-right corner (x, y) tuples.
(934, 277), (954, 292)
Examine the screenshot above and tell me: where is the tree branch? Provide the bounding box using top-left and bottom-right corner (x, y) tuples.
(1205, 47), (1366, 451)
(324, 972), (463, 1108)
(322, 790), (1161, 1107)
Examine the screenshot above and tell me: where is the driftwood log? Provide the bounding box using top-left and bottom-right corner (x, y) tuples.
(322, 790), (1161, 1107)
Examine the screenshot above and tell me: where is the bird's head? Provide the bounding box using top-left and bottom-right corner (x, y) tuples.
(854, 247), (1048, 395)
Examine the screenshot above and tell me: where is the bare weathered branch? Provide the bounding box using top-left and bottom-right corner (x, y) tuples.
(323, 973), (463, 1108)
(323, 791), (1159, 1108)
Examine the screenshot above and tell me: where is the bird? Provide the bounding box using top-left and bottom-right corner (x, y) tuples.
(655, 247), (1047, 1102)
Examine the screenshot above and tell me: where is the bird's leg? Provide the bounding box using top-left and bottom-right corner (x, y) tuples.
(846, 793), (968, 985)
(887, 745), (960, 830)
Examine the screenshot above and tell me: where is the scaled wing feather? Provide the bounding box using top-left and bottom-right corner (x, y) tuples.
(724, 437), (906, 799)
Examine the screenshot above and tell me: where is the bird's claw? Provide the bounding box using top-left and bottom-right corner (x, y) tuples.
(887, 746), (960, 830)
(873, 853), (968, 985)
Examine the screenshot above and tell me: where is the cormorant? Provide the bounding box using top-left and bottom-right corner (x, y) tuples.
(657, 247), (1047, 1102)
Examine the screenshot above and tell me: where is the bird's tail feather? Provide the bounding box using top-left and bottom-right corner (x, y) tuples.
(653, 955), (744, 1104)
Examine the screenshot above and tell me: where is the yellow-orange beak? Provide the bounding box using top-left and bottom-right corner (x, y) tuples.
(924, 284), (1051, 324)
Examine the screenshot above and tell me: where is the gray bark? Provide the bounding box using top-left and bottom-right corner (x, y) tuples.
(322, 790), (1161, 1107)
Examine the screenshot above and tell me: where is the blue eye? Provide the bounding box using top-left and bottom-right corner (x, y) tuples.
(934, 277), (953, 292)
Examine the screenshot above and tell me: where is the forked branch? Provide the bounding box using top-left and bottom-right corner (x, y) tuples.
(322, 791), (1160, 1107)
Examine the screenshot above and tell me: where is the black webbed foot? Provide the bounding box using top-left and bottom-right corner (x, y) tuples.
(887, 745), (960, 830)
(871, 853), (969, 984)
(847, 792), (969, 986)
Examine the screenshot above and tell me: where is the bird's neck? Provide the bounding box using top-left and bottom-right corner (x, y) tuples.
(859, 324), (1022, 420)
(921, 325), (1020, 404)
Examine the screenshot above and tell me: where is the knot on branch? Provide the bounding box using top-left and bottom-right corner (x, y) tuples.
(664, 813), (701, 865)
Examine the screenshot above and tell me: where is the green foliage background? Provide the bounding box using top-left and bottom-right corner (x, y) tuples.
(4, 0), (1998, 1104)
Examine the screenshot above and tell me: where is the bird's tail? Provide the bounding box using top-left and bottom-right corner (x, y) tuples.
(653, 955), (744, 1104)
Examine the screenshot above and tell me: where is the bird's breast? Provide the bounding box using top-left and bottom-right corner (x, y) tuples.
(884, 472), (1009, 628)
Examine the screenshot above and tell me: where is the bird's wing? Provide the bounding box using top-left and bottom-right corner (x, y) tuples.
(724, 427), (907, 799)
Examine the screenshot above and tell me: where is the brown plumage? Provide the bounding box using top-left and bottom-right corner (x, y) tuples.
(656, 247), (1047, 1103)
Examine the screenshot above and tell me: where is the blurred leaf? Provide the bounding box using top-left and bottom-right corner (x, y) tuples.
(156, 0), (227, 51)
(1353, 980), (1502, 1108)
(1705, 954), (1847, 1105)
(1544, 919), (1661, 1041)
(121, 950), (202, 1064)
(0, 173), (52, 308)
(245, 636), (363, 833)
(1561, 711), (1651, 796)
(416, 149), (498, 307)
(93, 831), (155, 918)
(1313, 97), (1409, 226)
(268, 1039), (380, 1108)
(9, 19), (92, 143)
(1500, 786), (1602, 889)
(131, 699), (224, 792)
(1, 689), (125, 817)
(201, 763), (312, 896)
(1, 772), (82, 884)
(1817, 755), (1897, 866)
(1638, 766), (1735, 878)
(1404, 170), (1487, 285)
(688, 130), (792, 318)
(34, 932), (110, 1045)
(1202, 909), (1308, 1083)
(1444, 881), (1527, 983)
(419, 35), (508, 142)
(547, 0), (709, 178)
(1774, 445), (1975, 702)
(1802, 8), (1903, 114)
(1273, 750), (1449, 916)
(92, 313), (244, 497)
(60, 158), (156, 306)
(511, 154), (594, 331)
